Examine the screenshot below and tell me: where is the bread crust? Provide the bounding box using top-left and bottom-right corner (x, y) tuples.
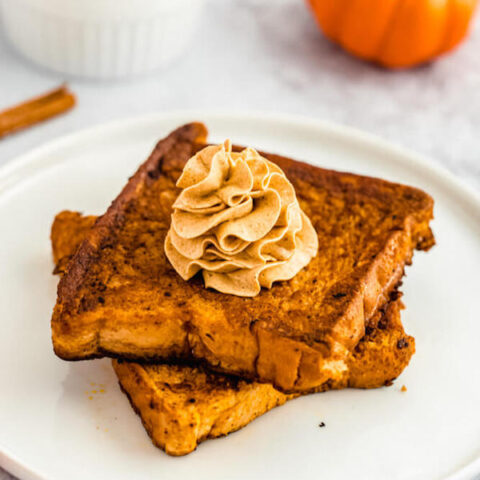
(51, 122), (433, 392)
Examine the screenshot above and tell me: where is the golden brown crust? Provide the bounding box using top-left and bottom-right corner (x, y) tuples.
(346, 299), (415, 389)
(112, 360), (292, 456)
(51, 122), (433, 392)
(50, 211), (97, 274)
(51, 213), (415, 455)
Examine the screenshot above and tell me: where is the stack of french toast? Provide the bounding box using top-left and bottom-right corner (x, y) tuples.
(50, 122), (435, 456)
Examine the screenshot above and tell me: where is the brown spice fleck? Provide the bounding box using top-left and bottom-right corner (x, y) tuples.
(401, 385), (407, 392)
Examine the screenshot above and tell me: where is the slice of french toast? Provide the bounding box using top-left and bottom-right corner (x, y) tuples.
(51, 123), (433, 392)
(52, 210), (414, 455)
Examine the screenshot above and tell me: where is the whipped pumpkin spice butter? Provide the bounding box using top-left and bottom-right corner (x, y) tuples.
(165, 140), (318, 296)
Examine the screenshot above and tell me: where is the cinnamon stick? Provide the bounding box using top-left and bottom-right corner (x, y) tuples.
(0, 85), (76, 139)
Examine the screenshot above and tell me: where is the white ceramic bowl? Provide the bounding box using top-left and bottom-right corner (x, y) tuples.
(0, 0), (204, 79)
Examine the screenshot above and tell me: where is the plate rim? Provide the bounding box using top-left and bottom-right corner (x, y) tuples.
(0, 111), (479, 209)
(0, 110), (478, 480)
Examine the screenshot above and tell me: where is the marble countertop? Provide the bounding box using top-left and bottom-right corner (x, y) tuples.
(1, 0), (479, 478)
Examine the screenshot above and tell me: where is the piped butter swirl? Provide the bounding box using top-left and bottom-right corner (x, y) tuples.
(164, 141), (318, 297)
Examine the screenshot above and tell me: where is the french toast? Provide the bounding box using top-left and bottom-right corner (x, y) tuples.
(52, 210), (415, 455)
(51, 123), (433, 392)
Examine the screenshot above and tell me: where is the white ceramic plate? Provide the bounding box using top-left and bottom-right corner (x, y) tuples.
(0, 113), (479, 480)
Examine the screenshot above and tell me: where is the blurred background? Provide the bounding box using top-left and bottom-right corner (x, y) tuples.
(0, 0), (479, 478)
(0, 0), (479, 192)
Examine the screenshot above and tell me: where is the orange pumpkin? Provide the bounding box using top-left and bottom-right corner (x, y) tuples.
(307, 0), (478, 68)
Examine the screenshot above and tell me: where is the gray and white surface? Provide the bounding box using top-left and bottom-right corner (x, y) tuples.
(0, 1), (479, 479)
